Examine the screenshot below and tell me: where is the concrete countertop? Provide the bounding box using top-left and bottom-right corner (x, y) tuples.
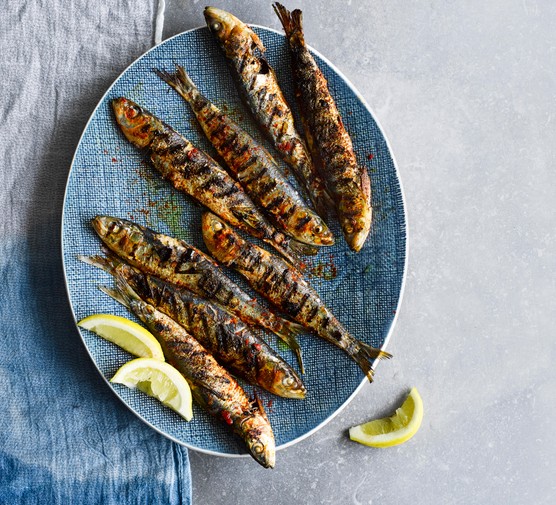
(163, 1), (555, 503)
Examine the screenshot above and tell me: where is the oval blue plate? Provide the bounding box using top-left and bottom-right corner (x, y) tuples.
(62, 26), (406, 458)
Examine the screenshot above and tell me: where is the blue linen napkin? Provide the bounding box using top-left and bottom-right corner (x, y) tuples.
(0, 2), (191, 503)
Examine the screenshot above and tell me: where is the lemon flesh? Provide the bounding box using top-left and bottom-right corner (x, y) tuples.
(78, 314), (164, 361)
(349, 387), (423, 447)
(111, 358), (193, 421)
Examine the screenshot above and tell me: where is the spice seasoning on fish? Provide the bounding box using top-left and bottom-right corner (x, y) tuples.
(155, 65), (334, 248)
(90, 215), (304, 369)
(202, 212), (391, 382)
(273, 3), (373, 252)
(203, 6), (330, 218)
(81, 253), (306, 398)
(111, 96), (307, 264)
(101, 279), (276, 468)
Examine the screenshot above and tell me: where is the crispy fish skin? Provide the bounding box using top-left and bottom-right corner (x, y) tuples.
(111, 96), (305, 264)
(90, 216), (304, 368)
(155, 65), (333, 248)
(203, 6), (330, 218)
(273, 3), (373, 252)
(81, 254), (306, 398)
(202, 212), (391, 382)
(102, 281), (275, 468)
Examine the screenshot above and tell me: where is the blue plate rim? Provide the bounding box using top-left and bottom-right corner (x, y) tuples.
(61, 24), (408, 458)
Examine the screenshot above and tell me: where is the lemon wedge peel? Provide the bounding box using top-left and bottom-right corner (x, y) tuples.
(78, 314), (164, 361)
(111, 357), (193, 422)
(349, 387), (423, 448)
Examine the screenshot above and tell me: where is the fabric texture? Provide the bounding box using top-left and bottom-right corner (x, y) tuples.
(0, 1), (191, 503)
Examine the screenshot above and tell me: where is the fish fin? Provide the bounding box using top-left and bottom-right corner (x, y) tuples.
(274, 320), (305, 373)
(273, 3), (305, 44)
(288, 239), (319, 256)
(253, 391), (269, 422)
(249, 29), (266, 53)
(153, 65), (196, 100)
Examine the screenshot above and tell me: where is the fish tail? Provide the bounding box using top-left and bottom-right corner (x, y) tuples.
(274, 320), (305, 373)
(351, 342), (392, 382)
(98, 273), (143, 312)
(153, 64), (196, 101)
(273, 3), (304, 44)
(77, 254), (116, 274)
(358, 341), (392, 361)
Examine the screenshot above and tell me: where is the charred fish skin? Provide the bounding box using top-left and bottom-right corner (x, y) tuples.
(155, 66), (334, 248)
(102, 282), (275, 468)
(90, 215), (304, 367)
(203, 6), (330, 218)
(273, 4), (373, 252)
(202, 212), (391, 382)
(80, 254), (306, 399)
(111, 96), (305, 264)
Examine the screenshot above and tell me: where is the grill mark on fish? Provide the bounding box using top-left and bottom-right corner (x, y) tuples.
(202, 212), (392, 382)
(155, 66), (332, 249)
(273, 3), (372, 251)
(91, 216), (304, 367)
(111, 96), (299, 263)
(204, 7), (330, 217)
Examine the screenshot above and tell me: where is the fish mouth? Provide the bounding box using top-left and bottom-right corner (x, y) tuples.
(275, 385), (306, 400)
(91, 215), (111, 238)
(345, 227), (371, 252)
(248, 434), (276, 469)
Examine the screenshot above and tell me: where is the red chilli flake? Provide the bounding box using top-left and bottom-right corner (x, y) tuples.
(186, 148), (198, 160)
(253, 343), (262, 352)
(111, 157), (118, 163)
(367, 153), (374, 160)
(222, 411), (233, 425)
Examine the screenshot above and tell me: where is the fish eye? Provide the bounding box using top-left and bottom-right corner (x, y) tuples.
(282, 376), (295, 387)
(345, 224), (354, 233)
(252, 442), (264, 454)
(211, 22), (222, 32)
(213, 221), (223, 231)
(125, 105), (141, 120)
(314, 225), (323, 234)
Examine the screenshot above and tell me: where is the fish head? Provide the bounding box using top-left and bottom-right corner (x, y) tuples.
(260, 360), (306, 399)
(342, 214), (372, 252)
(241, 412), (276, 468)
(111, 97), (157, 148)
(91, 216), (139, 253)
(204, 7), (264, 55)
(201, 212), (240, 265)
(296, 212), (335, 246)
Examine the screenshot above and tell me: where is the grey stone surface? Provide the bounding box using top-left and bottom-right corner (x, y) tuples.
(164, 1), (556, 503)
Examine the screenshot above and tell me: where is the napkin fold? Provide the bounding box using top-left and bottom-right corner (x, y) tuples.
(0, 1), (191, 503)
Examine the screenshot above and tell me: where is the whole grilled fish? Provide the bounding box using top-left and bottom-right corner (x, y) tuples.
(91, 216), (304, 369)
(101, 279), (275, 468)
(155, 65), (333, 248)
(112, 96), (308, 263)
(203, 6), (330, 218)
(81, 253), (306, 397)
(273, 3), (373, 252)
(202, 212), (391, 382)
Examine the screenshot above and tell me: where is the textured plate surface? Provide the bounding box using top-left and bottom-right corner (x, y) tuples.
(62, 26), (406, 456)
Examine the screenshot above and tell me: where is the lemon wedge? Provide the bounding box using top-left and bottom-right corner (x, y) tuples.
(78, 314), (164, 361)
(111, 358), (193, 421)
(349, 387), (423, 447)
